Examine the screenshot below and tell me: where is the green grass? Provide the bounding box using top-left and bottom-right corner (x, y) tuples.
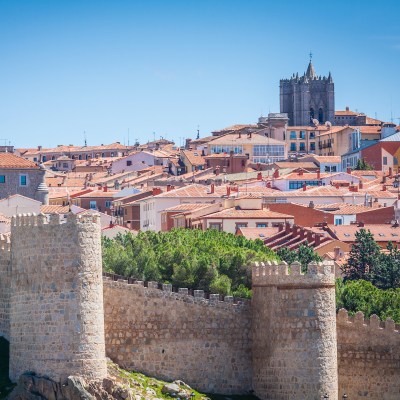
(109, 362), (259, 400)
(0, 337), (14, 399)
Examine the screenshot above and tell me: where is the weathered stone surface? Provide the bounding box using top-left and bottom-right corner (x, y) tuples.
(161, 383), (180, 395)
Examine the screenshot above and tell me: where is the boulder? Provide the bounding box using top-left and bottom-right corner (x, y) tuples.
(161, 383), (180, 395)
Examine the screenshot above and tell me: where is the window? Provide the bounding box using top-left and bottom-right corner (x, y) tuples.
(19, 175), (27, 186)
(256, 223), (268, 228)
(209, 223), (222, 231)
(290, 143), (297, 152)
(310, 142), (316, 151)
(89, 201), (97, 209)
(299, 131), (305, 139)
(299, 142), (305, 151)
(335, 218), (343, 226)
(290, 131), (296, 139)
(383, 156), (388, 166)
(310, 131), (315, 139)
(0, 176), (5, 183)
(127, 160), (132, 166)
(110, 152), (114, 157)
(62, 163), (68, 168)
(105, 201), (112, 208)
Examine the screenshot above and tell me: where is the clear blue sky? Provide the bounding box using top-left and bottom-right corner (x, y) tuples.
(1, 0), (400, 148)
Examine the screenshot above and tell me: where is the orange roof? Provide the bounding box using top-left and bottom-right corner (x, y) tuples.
(77, 189), (118, 198)
(335, 110), (359, 116)
(0, 153), (39, 169)
(41, 205), (70, 214)
(163, 203), (214, 212)
(328, 224), (400, 242)
(237, 227), (280, 240)
(181, 150), (206, 166)
(212, 124), (257, 133)
(208, 133), (285, 146)
(358, 126), (381, 134)
(155, 184), (221, 198)
(203, 208), (293, 219)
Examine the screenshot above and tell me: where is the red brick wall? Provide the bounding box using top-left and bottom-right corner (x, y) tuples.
(267, 203), (334, 227)
(356, 206), (395, 224)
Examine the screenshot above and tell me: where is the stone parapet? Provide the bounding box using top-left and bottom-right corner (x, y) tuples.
(103, 277), (249, 311)
(252, 260), (335, 287)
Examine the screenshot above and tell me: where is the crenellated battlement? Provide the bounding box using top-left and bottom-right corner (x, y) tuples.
(103, 274), (249, 312)
(11, 212), (100, 228)
(337, 308), (400, 334)
(252, 260), (335, 287)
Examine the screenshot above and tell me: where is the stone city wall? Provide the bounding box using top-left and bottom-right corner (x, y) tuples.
(252, 261), (338, 400)
(0, 234), (11, 341)
(337, 309), (400, 400)
(103, 278), (252, 394)
(9, 213), (107, 382)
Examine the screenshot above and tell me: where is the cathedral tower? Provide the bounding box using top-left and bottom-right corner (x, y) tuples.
(280, 58), (334, 126)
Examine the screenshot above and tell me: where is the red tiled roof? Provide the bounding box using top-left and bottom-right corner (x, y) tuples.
(328, 224), (400, 242)
(203, 208), (293, 219)
(0, 153), (39, 169)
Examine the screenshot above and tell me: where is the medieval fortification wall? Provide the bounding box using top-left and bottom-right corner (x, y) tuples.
(0, 212), (399, 400)
(103, 279), (252, 394)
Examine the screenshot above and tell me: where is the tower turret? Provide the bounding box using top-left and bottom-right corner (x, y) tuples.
(9, 213), (107, 382)
(252, 260), (338, 399)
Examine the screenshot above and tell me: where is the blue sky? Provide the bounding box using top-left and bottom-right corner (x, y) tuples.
(1, 0), (400, 148)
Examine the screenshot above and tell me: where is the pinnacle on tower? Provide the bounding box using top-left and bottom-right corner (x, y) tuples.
(306, 60), (317, 79)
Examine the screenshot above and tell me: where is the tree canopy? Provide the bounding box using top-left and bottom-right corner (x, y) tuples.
(102, 229), (278, 297)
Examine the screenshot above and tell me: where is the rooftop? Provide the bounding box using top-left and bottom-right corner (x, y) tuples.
(0, 153), (39, 169)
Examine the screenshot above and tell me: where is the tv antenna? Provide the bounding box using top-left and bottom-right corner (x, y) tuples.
(84, 131), (87, 147)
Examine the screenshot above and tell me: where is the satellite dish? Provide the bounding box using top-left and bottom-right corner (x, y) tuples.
(312, 119), (319, 126)
(325, 121), (332, 128)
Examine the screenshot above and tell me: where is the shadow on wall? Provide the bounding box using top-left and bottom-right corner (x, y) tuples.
(0, 337), (13, 399)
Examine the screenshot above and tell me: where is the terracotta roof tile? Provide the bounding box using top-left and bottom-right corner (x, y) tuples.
(203, 208), (293, 219)
(0, 153), (39, 169)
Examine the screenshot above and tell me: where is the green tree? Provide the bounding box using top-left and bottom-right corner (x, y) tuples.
(341, 229), (381, 281)
(354, 158), (373, 170)
(209, 274), (232, 295)
(277, 243), (322, 271)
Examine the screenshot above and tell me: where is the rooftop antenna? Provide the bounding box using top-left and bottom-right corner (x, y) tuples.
(197, 125), (200, 139)
(84, 131), (87, 147)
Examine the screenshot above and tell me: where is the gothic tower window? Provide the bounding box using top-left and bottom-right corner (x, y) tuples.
(318, 108), (324, 124)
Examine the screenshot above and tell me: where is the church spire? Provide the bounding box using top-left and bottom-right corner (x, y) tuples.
(306, 51), (317, 79)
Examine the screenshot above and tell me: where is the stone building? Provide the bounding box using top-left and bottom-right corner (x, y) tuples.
(280, 59), (335, 126)
(0, 153), (48, 204)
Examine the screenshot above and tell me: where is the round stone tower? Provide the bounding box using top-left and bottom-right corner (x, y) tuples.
(9, 213), (107, 383)
(252, 260), (338, 399)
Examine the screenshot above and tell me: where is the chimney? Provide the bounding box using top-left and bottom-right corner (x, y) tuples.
(308, 201), (315, 208)
(249, 132), (252, 138)
(285, 222), (291, 234)
(266, 181), (271, 188)
(303, 183), (307, 191)
(210, 183), (215, 194)
(215, 166), (220, 176)
(389, 167), (393, 178)
(315, 234), (321, 247)
(98, 185), (102, 190)
(358, 221), (365, 227)
(317, 169), (320, 180)
(227, 186), (231, 196)
(382, 185), (387, 191)
(103, 185), (108, 192)
(273, 169), (280, 178)
(152, 187), (162, 196)
(334, 246), (341, 261)
(335, 183), (340, 189)
(298, 169), (304, 176)
(257, 172), (262, 181)
(346, 106), (349, 111)
(38, 145), (42, 151)
(359, 181), (363, 189)
(382, 175), (387, 183)
(347, 167), (352, 174)
(238, 132), (241, 138)
(167, 184), (172, 192)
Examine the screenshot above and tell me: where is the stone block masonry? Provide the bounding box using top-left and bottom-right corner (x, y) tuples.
(252, 260), (338, 400)
(103, 279), (252, 394)
(9, 213), (107, 382)
(337, 309), (400, 399)
(0, 234), (11, 341)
